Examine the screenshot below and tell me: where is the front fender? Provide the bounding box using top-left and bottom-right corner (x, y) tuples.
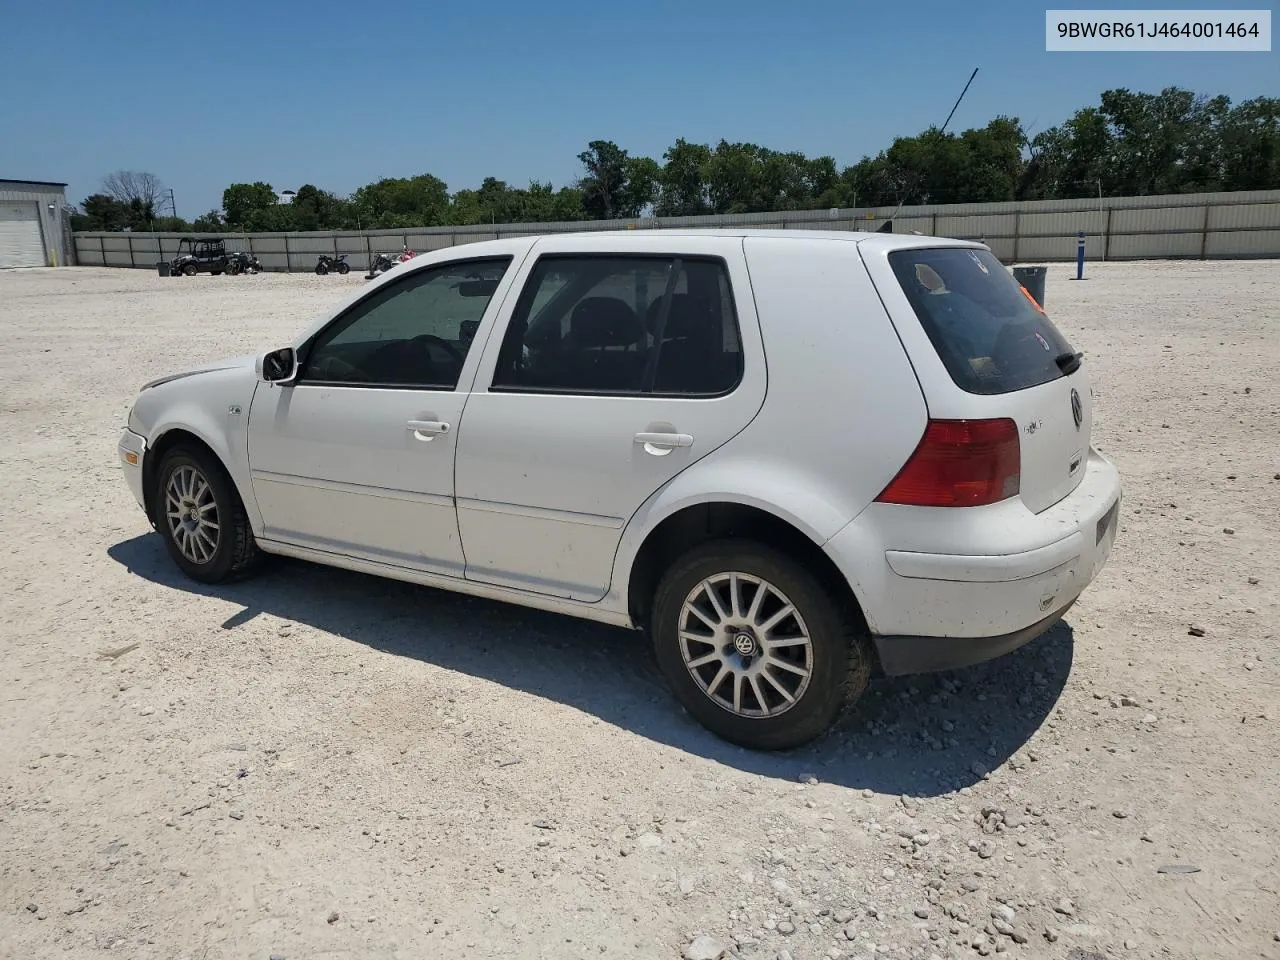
(134, 370), (262, 534)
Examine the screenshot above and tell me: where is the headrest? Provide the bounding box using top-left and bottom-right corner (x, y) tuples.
(570, 297), (646, 348)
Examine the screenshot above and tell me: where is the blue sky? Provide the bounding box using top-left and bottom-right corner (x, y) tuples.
(1, 0), (1274, 215)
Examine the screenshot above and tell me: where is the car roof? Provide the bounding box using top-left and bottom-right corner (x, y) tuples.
(576, 228), (982, 248)
(409, 229), (984, 264)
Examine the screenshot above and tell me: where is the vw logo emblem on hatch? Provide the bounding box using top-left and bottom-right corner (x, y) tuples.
(1070, 388), (1083, 431)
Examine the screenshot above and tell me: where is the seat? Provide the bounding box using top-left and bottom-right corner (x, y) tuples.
(648, 294), (730, 394)
(563, 297), (649, 391)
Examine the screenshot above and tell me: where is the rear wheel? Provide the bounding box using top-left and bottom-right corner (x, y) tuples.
(338, 261), (350, 275)
(154, 445), (260, 584)
(315, 262), (328, 275)
(651, 539), (872, 750)
(182, 263), (197, 276)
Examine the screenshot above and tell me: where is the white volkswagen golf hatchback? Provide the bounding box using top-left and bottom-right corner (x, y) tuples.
(119, 230), (1121, 750)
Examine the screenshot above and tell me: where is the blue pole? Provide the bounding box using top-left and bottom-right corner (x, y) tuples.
(1075, 231), (1086, 280)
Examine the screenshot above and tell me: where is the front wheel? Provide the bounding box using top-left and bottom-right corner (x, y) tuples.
(182, 263), (197, 276)
(338, 261), (350, 275)
(315, 262), (328, 275)
(651, 540), (872, 750)
(154, 446), (261, 584)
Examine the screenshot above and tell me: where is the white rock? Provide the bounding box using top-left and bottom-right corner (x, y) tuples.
(683, 935), (730, 960)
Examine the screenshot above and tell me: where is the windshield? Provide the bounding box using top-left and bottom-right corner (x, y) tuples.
(888, 248), (1076, 395)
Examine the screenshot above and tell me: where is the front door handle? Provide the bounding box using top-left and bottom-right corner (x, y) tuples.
(407, 419), (451, 439)
(635, 431), (694, 456)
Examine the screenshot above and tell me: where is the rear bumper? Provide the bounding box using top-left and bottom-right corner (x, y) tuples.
(875, 596), (1077, 676)
(823, 447), (1121, 670)
(118, 428), (147, 511)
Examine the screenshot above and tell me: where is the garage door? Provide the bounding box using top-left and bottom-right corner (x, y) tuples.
(0, 202), (46, 268)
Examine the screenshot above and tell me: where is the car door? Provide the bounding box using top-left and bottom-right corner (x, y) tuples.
(455, 236), (767, 601)
(247, 255), (516, 576)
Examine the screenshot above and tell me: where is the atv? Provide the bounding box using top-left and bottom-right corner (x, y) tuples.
(227, 251), (263, 275)
(169, 238), (229, 277)
(315, 253), (350, 275)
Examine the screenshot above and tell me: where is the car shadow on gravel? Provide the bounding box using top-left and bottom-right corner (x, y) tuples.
(109, 534), (1074, 797)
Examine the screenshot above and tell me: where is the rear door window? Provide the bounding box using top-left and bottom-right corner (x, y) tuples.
(490, 256), (743, 396)
(888, 248), (1076, 395)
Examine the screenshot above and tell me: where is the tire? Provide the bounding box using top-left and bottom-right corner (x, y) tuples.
(650, 539), (872, 751)
(338, 262), (350, 275)
(315, 262), (328, 275)
(182, 263), (197, 276)
(153, 445), (261, 584)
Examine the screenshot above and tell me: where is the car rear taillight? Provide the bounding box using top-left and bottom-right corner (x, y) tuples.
(876, 419), (1020, 507)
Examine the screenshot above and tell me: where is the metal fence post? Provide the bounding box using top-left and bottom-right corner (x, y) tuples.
(283, 233), (290, 273)
(127, 234), (135, 268)
(99, 235), (106, 267)
(1200, 204), (1210, 260)
(1103, 207), (1112, 261)
(1013, 212), (1021, 261)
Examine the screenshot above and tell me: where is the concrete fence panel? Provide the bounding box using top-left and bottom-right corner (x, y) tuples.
(72, 190), (1280, 270)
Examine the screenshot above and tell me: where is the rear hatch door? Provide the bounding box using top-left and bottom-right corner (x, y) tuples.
(863, 242), (1091, 514)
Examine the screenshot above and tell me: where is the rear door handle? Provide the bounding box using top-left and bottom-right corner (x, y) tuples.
(635, 432), (693, 453)
(407, 420), (451, 439)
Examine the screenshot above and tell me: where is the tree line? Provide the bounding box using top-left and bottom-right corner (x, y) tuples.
(71, 86), (1279, 234)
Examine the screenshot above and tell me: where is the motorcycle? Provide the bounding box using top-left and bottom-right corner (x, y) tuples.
(315, 254), (350, 275)
(366, 252), (399, 279)
(227, 251), (263, 275)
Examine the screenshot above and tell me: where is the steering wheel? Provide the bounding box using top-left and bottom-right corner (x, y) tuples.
(310, 353), (370, 382)
(410, 334), (463, 365)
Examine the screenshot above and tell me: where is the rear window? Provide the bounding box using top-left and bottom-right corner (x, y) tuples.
(888, 248), (1076, 395)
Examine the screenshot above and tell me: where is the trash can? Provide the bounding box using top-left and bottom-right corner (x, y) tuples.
(1012, 265), (1047, 308)
(156, 260), (171, 277)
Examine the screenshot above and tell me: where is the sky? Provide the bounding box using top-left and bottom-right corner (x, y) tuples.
(1, 0), (1274, 216)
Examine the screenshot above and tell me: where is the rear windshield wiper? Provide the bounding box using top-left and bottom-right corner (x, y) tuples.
(1055, 351), (1083, 375)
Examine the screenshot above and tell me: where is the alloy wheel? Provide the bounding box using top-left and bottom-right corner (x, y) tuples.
(677, 572), (814, 718)
(164, 465), (220, 564)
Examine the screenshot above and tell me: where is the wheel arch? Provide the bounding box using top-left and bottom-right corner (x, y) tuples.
(622, 499), (869, 639)
(142, 421), (255, 530)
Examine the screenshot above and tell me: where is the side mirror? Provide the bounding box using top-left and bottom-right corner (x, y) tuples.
(257, 347), (298, 384)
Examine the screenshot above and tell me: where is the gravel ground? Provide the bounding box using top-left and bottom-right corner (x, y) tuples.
(2, 261), (1278, 960)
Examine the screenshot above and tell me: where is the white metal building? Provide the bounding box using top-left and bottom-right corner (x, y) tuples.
(1, 178), (71, 268)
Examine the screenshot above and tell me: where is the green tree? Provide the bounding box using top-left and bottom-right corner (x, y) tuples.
(74, 193), (128, 231)
(1220, 96), (1280, 190)
(577, 140), (632, 219)
(657, 139), (712, 216)
(621, 156), (660, 217)
(351, 174), (449, 228)
(288, 184), (350, 231)
(705, 141), (764, 214)
(191, 210), (226, 232)
(222, 182), (278, 228)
